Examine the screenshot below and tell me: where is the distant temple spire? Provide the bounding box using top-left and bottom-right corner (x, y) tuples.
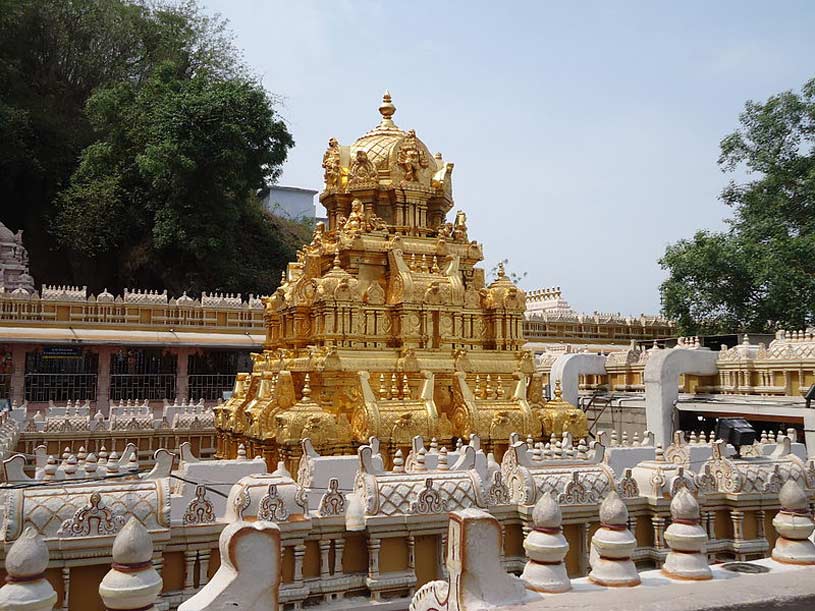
(0, 221), (35, 294)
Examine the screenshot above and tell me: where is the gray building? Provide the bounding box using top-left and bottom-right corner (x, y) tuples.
(259, 185), (318, 220)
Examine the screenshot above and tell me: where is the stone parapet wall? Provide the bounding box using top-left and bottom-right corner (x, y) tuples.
(0, 288), (264, 333)
(537, 333), (815, 399)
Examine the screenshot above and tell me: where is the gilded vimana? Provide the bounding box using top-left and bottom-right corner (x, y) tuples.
(3, 3), (815, 611)
(215, 92), (584, 470)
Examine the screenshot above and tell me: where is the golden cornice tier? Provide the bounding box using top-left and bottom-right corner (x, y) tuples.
(219, 92), (541, 470)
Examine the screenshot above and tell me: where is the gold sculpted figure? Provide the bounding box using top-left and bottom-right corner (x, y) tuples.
(322, 137), (342, 189)
(453, 210), (468, 242)
(343, 199), (365, 234)
(539, 382), (588, 439)
(349, 149), (376, 184)
(397, 129), (429, 184)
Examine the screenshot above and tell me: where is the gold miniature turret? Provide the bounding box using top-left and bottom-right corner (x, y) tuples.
(218, 93), (538, 471)
(537, 381), (588, 440)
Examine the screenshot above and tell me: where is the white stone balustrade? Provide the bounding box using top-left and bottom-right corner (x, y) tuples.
(19, 398), (215, 434)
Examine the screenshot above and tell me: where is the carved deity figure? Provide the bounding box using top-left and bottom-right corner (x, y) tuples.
(453, 210), (468, 242)
(310, 221), (325, 249)
(437, 222), (453, 240)
(322, 137), (342, 189)
(349, 149), (376, 184)
(397, 129), (428, 184)
(342, 199), (365, 234)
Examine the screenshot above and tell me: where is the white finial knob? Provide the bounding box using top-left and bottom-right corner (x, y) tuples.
(521, 493), (570, 593)
(99, 518), (162, 611)
(0, 527), (57, 610)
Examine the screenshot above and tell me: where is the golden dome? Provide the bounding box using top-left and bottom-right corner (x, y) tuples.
(322, 91), (443, 193)
(351, 91), (407, 170)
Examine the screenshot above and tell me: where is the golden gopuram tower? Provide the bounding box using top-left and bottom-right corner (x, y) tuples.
(216, 92), (564, 470)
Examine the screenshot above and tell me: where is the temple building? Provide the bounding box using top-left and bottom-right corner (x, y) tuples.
(0, 286), (260, 412)
(0, 222), (35, 295)
(0, 252), (671, 416)
(2, 94), (815, 611)
(524, 285), (675, 353)
(216, 92), (545, 468)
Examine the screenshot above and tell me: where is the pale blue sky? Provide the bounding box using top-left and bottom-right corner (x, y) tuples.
(202, 0), (815, 315)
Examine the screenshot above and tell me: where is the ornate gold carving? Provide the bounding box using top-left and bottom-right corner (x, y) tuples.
(219, 93), (536, 463)
(537, 382), (588, 440)
(322, 137), (343, 190)
(397, 129), (429, 185)
(349, 150), (376, 186)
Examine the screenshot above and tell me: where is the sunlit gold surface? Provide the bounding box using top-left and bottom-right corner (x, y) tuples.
(218, 93), (543, 467)
(536, 382), (588, 440)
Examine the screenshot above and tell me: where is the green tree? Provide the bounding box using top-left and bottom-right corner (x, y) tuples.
(0, 0), (304, 295)
(54, 61), (294, 294)
(660, 78), (815, 334)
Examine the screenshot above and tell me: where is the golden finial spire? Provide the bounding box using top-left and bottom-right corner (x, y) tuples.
(378, 90), (397, 128)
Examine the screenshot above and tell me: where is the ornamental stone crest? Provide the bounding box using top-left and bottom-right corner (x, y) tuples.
(670, 467), (698, 497)
(57, 492), (126, 537)
(487, 471), (511, 506)
(182, 485), (215, 526)
(695, 464), (717, 495)
(618, 468), (640, 499)
(410, 478), (447, 514)
(649, 466), (667, 497)
(318, 478), (346, 517)
(233, 487), (251, 519)
(558, 471), (599, 505)
(295, 484), (309, 513)
(258, 484), (289, 521)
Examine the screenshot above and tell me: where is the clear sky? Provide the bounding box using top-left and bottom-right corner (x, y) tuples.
(201, 0), (815, 316)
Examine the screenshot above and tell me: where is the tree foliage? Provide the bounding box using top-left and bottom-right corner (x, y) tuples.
(660, 79), (815, 334)
(488, 258), (527, 285)
(0, 0), (304, 295)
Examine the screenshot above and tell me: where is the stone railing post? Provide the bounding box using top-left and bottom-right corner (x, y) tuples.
(588, 491), (640, 587)
(772, 480), (815, 565)
(198, 550), (211, 587)
(99, 518), (163, 611)
(409, 509), (528, 611)
(662, 488), (712, 580)
(179, 521), (281, 611)
(0, 527), (58, 611)
(333, 538), (345, 576)
(183, 550), (197, 594)
(521, 492), (570, 593)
